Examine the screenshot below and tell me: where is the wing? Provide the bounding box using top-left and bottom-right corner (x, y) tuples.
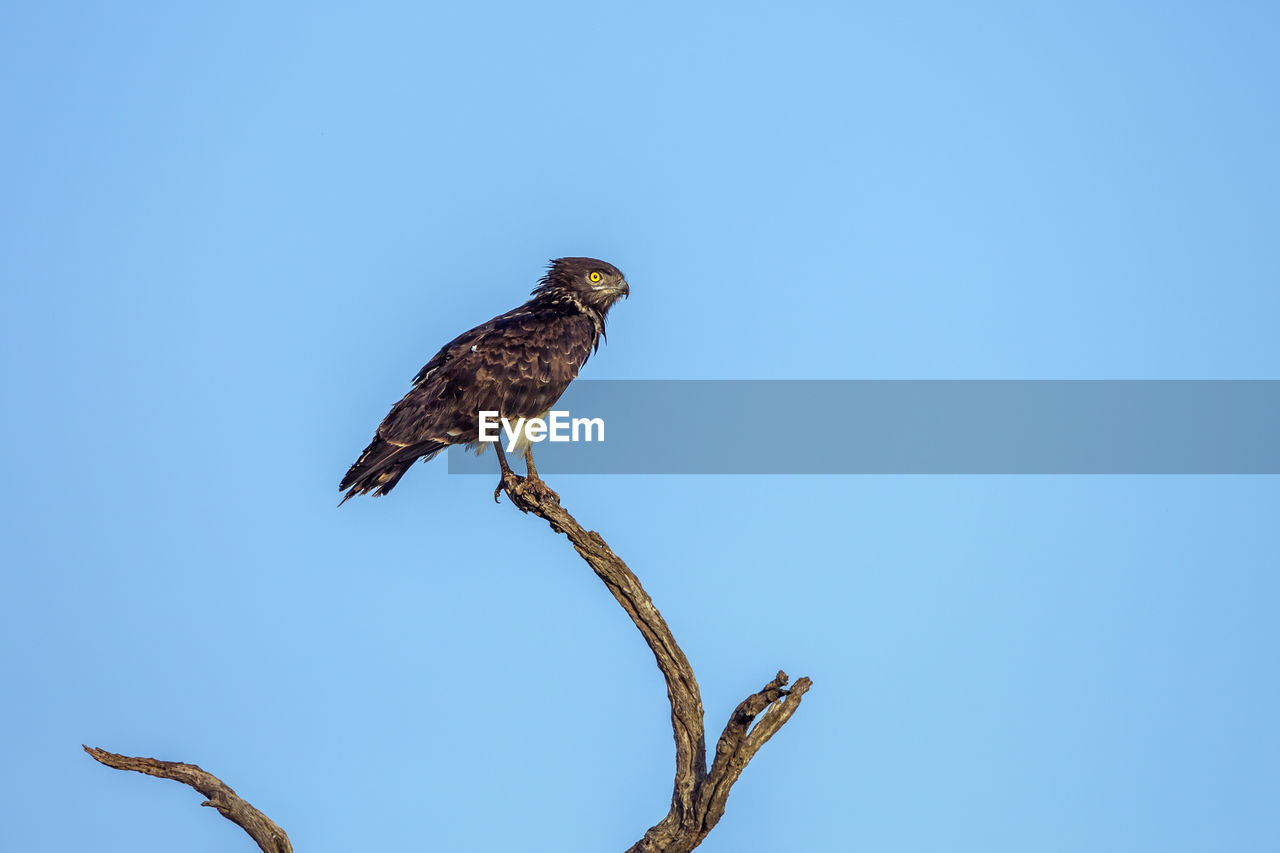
(377, 306), (597, 447)
(339, 305), (595, 503)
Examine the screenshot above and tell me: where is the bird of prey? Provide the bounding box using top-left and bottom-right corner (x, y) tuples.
(339, 257), (629, 504)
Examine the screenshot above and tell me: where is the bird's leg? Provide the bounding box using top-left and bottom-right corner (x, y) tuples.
(493, 440), (560, 509)
(521, 445), (560, 503)
(493, 441), (523, 503)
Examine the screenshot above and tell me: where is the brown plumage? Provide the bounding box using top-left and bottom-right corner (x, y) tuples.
(339, 257), (629, 504)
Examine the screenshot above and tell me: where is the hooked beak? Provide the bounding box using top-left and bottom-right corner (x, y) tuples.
(592, 278), (629, 299)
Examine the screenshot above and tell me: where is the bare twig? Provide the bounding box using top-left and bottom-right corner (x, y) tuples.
(83, 746), (292, 853)
(501, 473), (812, 853)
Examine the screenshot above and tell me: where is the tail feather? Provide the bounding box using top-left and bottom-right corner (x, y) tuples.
(338, 435), (447, 505)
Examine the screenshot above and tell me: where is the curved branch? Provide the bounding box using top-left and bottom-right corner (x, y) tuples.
(500, 473), (812, 853)
(85, 475), (811, 853)
(83, 746), (292, 853)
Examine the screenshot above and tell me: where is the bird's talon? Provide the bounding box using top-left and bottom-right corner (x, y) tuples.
(517, 475), (560, 504)
(497, 469), (541, 508)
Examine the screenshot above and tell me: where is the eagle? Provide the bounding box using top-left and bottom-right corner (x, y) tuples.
(339, 257), (629, 504)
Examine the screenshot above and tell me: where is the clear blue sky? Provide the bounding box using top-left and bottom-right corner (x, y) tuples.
(3, 2), (1278, 851)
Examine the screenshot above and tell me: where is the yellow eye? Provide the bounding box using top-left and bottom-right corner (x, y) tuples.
(589, 271), (602, 283)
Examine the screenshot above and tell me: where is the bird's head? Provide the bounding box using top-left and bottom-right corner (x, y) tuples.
(533, 257), (629, 314)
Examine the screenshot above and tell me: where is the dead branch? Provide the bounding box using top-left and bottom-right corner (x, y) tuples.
(85, 475), (811, 853)
(83, 746), (291, 853)
(501, 473), (812, 853)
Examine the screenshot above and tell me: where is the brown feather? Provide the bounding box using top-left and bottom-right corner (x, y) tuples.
(339, 257), (628, 503)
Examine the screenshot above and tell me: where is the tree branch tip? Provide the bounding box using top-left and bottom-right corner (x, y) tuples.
(773, 678), (812, 706)
(762, 671), (789, 692)
(84, 745), (116, 764)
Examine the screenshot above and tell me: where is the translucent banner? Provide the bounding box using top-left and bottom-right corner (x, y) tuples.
(446, 380), (1280, 474)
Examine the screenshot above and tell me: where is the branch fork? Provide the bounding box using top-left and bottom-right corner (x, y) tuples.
(87, 477), (811, 853)
(496, 477), (812, 853)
